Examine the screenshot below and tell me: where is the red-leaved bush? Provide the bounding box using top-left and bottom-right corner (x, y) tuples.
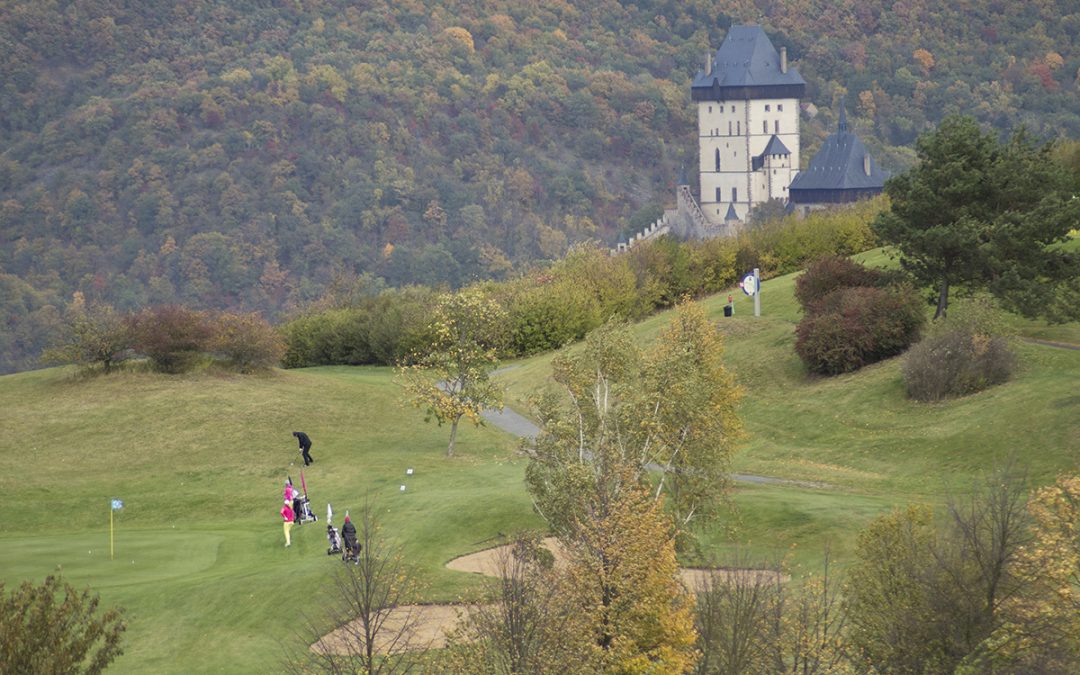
(208, 311), (285, 372)
(129, 305), (213, 373)
(794, 254), (888, 312)
(795, 285), (925, 375)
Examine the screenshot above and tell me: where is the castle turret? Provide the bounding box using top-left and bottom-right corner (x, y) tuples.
(691, 26), (805, 224)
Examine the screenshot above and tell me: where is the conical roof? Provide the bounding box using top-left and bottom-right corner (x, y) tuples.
(789, 100), (887, 193)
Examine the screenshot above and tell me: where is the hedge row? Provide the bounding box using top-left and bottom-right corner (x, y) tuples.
(280, 199), (884, 367)
(44, 304), (285, 374)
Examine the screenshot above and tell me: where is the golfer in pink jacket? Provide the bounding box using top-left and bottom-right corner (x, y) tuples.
(281, 501), (295, 547)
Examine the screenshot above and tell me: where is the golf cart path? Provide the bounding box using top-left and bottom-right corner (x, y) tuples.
(480, 400), (832, 490)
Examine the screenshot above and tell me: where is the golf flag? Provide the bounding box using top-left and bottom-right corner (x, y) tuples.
(109, 498), (123, 560)
(300, 469), (308, 496)
(327, 502), (333, 524)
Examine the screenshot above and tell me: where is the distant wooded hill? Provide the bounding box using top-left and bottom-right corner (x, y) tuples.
(1, 0), (1078, 373)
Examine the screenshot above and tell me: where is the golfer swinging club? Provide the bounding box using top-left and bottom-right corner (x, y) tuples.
(293, 431), (314, 466)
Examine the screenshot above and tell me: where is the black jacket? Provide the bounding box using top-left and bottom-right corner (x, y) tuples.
(293, 431), (312, 450)
(342, 520), (357, 545)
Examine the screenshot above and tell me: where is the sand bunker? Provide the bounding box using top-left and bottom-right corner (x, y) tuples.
(311, 603), (472, 655)
(447, 537), (787, 592)
(316, 538), (787, 655)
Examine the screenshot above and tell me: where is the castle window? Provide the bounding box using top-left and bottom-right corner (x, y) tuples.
(715, 149), (721, 171)
(778, 104), (784, 111)
(728, 121), (732, 135)
(765, 104), (771, 112)
(736, 121), (741, 135)
(716, 187), (722, 202)
(763, 120), (768, 134)
(732, 187), (738, 202)
(708, 106), (713, 113)
(775, 120), (780, 133)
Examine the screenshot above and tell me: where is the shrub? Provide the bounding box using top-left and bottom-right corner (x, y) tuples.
(507, 278), (601, 356)
(208, 312), (285, 372)
(0, 575), (125, 673)
(129, 305), (212, 373)
(278, 308), (372, 368)
(363, 286), (437, 365)
(278, 286), (436, 368)
(903, 328), (1015, 401)
(795, 285), (925, 375)
(795, 254), (888, 312)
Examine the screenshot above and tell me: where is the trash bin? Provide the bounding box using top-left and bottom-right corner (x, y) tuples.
(723, 304), (733, 317)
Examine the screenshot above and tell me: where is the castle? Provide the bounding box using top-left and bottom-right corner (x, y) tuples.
(617, 25), (884, 252)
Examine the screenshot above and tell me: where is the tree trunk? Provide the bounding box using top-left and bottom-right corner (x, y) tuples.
(934, 276), (950, 320)
(447, 416), (460, 457)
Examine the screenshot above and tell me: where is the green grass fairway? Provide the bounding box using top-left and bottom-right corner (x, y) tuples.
(2, 254), (1077, 671)
(2, 366), (540, 672)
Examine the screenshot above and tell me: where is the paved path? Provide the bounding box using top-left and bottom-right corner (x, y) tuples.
(1023, 338), (1080, 351)
(482, 383), (831, 489)
(480, 405), (539, 440)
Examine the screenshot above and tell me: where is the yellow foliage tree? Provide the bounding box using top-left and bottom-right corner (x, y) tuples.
(397, 288), (506, 457)
(443, 26), (475, 53)
(913, 48), (935, 75)
(988, 475), (1080, 671)
(561, 468), (699, 673)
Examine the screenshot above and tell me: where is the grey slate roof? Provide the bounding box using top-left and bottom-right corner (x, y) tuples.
(761, 135), (791, 156)
(788, 101), (887, 193)
(724, 203), (739, 221)
(691, 25), (805, 95)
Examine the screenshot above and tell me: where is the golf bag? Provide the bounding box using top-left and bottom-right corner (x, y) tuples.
(326, 524), (342, 555)
(295, 494), (318, 524)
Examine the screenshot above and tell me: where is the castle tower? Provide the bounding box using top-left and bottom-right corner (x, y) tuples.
(691, 26), (805, 223)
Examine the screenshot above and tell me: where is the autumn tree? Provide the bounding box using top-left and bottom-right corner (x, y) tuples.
(872, 115), (1080, 320)
(288, 503), (427, 674)
(844, 504), (943, 673)
(525, 302), (742, 533)
(845, 463), (1031, 673)
(559, 466), (699, 673)
(635, 301), (743, 527)
(398, 288), (506, 457)
(987, 474), (1080, 672)
(445, 534), (581, 674)
(207, 311), (285, 372)
(41, 295), (133, 373)
(128, 305), (213, 374)
(693, 553), (782, 674)
(693, 550), (850, 675)
(0, 575), (125, 674)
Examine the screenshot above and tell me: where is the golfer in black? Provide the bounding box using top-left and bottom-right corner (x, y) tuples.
(293, 431), (313, 466)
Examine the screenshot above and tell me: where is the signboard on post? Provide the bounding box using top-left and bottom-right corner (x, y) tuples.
(739, 269), (762, 316)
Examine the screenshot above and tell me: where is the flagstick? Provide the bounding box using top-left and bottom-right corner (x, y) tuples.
(110, 505), (115, 560)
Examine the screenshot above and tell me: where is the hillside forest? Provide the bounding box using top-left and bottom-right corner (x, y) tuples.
(2, 0), (1079, 373)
